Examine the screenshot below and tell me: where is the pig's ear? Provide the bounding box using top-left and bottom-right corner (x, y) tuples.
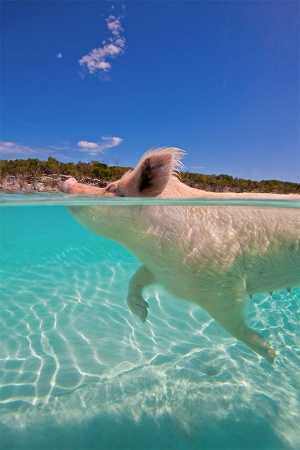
(120, 147), (184, 197)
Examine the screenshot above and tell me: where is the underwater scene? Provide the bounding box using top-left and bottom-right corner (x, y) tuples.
(0, 195), (299, 450)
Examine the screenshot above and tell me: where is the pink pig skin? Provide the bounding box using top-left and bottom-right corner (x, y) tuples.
(60, 148), (300, 362)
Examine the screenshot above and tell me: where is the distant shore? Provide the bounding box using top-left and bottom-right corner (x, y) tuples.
(1, 157), (300, 194)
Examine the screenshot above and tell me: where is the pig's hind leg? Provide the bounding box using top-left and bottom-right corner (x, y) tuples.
(223, 307), (276, 362)
(208, 289), (276, 362)
(127, 265), (155, 322)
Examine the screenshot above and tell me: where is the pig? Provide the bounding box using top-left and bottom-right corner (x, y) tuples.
(60, 148), (300, 362)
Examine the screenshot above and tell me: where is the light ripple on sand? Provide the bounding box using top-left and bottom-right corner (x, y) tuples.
(0, 243), (299, 448)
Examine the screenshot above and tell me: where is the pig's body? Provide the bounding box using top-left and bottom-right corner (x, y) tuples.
(62, 148), (300, 361)
(136, 206), (300, 298)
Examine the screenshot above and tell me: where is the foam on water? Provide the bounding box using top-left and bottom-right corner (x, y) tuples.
(0, 199), (299, 450)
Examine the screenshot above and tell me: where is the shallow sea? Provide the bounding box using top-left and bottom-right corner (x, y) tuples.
(0, 194), (299, 450)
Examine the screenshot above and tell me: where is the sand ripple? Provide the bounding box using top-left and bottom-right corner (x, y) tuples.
(0, 240), (299, 448)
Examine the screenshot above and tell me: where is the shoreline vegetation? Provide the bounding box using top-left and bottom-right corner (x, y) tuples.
(1, 157), (300, 194)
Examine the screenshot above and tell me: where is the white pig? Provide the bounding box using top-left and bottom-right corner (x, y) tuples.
(61, 148), (300, 361)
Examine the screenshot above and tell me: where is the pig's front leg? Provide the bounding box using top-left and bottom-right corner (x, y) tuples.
(127, 265), (155, 322)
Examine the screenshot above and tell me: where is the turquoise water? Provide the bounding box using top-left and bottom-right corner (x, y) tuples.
(0, 195), (299, 450)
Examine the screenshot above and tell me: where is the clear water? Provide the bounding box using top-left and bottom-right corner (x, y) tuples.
(0, 194), (299, 450)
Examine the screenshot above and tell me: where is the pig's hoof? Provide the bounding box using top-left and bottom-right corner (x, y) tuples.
(265, 347), (277, 364)
(127, 295), (149, 322)
(59, 177), (78, 193)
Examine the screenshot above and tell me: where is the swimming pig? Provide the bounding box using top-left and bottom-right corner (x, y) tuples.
(61, 148), (300, 361)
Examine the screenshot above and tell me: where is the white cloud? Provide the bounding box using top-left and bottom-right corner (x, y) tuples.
(79, 15), (126, 74)
(0, 141), (34, 155)
(77, 136), (123, 154)
(56, 52), (63, 59)
(0, 137), (123, 160)
(102, 136), (123, 148)
(106, 16), (122, 34)
(77, 140), (99, 150)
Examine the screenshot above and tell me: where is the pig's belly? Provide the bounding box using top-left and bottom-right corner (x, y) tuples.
(245, 251), (300, 293)
(135, 251), (235, 305)
(136, 243), (300, 303)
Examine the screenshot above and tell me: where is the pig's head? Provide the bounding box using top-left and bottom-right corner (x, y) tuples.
(64, 148), (184, 242)
(61, 147), (184, 197)
(103, 147), (184, 198)
(64, 148), (184, 244)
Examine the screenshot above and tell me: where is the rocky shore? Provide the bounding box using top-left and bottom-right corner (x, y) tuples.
(1, 171), (300, 195)
(0, 175), (106, 193)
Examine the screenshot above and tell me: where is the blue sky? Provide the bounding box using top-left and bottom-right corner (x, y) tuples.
(1, 1), (299, 181)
